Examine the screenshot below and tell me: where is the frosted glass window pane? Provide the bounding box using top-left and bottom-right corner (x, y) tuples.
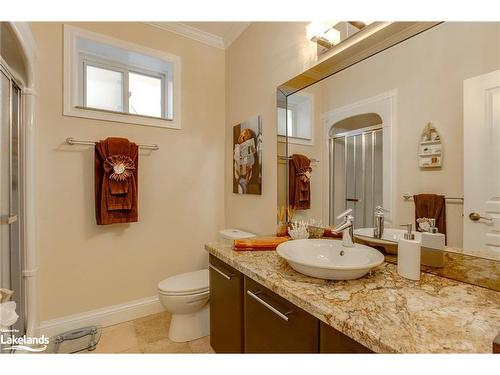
(85, 65), (123, 112)
(129, 72), (162, 118)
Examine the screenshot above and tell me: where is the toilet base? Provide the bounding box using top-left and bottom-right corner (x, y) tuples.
(168, 303), (210, 343)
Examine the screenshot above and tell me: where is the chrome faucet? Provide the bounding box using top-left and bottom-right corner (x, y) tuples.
(331, 209), (355, 247)
(373, 206), (385, 239)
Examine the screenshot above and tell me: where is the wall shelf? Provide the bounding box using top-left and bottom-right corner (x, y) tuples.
(418, 123), (442, 168)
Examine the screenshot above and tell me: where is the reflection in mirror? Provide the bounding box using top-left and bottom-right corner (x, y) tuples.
(278, 92), (313, 143)
(277, 22), (500, 265)
(329, 114), (383, 228)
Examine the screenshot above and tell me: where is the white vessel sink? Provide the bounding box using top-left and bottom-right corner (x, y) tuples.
(354, 228), (421, 245)
(276, 239), (384, 280)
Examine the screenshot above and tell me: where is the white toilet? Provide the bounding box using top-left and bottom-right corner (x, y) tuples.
(158, 269), (209, 343)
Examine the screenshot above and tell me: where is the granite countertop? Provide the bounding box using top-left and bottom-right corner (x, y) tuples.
(205, 241), (500, 353)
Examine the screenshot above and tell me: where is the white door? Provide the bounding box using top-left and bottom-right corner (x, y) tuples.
(463, 69), (500, 254)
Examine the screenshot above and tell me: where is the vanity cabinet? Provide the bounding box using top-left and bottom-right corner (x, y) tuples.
(209, 256), (374, 354)
(244, 277), (319, 353)
(319, 322), (373, 353)
(209, 255), (244, 353)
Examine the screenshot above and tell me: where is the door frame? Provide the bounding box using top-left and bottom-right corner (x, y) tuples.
(322, 90), (397, 226)
(6, 22), (37, 337)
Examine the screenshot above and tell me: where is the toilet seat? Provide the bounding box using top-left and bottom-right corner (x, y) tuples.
(158, 269), (209, 296)
(159, 289), (209, 297)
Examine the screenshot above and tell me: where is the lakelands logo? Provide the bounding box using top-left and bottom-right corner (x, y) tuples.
(1, 330), (50, 352)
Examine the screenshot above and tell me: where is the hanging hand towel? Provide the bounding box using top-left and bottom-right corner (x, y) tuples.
(95, 137), (138, 225)
(413, 193), (446, 242)
(289, 154), (312, 210)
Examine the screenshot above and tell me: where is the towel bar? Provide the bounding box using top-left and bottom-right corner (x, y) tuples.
(277, 155), (320, 163)
(402, 192), (464, 202)
(66, 137), (159, 151)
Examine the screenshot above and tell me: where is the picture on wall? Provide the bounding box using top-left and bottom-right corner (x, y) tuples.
(233, 115), (262, 195)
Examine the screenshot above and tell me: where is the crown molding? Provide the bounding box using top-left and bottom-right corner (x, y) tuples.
(146, 22), (250, 50)
(221, 22), (251, 48)
(147, 22), (225, 49)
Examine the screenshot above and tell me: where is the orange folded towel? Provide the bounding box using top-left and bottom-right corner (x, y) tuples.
(233, 237), (289, 251)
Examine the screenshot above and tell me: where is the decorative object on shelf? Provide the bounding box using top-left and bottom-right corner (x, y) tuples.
(416, 217), (433, 232)
(233, 115), (262, 195)
(307, 219), (325, 238)
(418, 122), (442, 168)
(288, 221), (310, 240)
(276, 206), (288, 237)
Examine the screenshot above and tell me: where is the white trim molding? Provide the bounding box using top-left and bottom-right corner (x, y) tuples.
(147, 22), (250, 49)
(63, 24), (182, 129)
(38, 296), (165, 338)
(322, 89), (398, 227)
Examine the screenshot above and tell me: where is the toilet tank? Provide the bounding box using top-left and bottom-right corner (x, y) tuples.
(218, 229), (256, 244)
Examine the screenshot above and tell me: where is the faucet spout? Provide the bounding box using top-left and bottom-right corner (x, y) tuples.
(331, 214), (355, 247)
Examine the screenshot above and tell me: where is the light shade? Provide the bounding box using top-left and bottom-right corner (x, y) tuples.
(306, 21), (337, 42)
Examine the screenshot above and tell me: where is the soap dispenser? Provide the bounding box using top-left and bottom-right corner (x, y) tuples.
(420, 219), (445, 267)
(397, 224), (421, 281)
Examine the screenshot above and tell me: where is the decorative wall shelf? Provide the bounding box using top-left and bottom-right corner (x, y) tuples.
(418, 122), (442, 168)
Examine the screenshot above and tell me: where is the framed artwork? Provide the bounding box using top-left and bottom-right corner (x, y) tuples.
(233, 115), (262, 195)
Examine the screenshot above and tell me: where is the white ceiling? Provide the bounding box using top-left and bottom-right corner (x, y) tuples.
(148, 22), (251, 49)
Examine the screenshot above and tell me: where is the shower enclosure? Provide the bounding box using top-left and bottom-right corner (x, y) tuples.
(329, 116), (383, 229)
(1, 40), (25, 339)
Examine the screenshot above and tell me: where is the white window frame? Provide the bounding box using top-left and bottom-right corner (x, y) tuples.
(64, 24), (181, 129)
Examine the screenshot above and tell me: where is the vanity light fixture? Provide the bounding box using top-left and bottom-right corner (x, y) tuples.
(307, 21), (372, 54)
(306, 22), (341, 50)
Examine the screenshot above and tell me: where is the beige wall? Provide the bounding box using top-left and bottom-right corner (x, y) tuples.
(225, 22), (317, 235)
(32, 22), (225, 321)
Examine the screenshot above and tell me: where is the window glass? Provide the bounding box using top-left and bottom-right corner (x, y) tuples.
(129, 72), (162, 118)
(85, 65), (124, 112)
(277, 107), (294, 136)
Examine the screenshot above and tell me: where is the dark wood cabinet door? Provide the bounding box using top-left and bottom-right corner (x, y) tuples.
(319, 321), (373, 353)
(209, 255), (244, 353)
(244, 277), (319, 353)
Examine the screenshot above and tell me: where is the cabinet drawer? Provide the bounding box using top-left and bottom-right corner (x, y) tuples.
(209, 255), (244, 353)
(244, 276), (319, 353)
(319, 322), (373, 353)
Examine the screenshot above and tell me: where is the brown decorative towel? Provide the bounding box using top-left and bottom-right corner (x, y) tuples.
(288, 154), (312, 210)
(413, 194), (446, 241)
(95, 137), (138, 225)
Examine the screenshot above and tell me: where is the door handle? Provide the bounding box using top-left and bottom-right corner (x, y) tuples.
(346, 198), (359, 202)
(246, 290), (293, 322)
(469, 212), (492, 222)
(0, 214), (17, 225)
(209, 264), (233, 280)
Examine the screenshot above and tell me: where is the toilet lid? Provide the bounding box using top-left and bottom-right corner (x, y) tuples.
(158, 269), (209, 295)
(219, 228), (256, 240)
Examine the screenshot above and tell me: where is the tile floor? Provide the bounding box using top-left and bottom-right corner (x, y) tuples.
(90, 312), (214, 354)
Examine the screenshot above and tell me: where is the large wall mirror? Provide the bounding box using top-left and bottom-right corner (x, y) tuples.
(277, 22), (500, 289)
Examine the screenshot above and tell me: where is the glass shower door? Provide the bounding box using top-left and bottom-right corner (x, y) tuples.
(331, 128), (383, 228)
(0, 67), (23, 338)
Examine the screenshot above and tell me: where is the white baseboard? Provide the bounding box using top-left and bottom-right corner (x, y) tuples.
(38, 295), (164, 338)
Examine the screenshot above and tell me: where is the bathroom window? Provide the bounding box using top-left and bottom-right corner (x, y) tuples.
(64, 25), (181, 129)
